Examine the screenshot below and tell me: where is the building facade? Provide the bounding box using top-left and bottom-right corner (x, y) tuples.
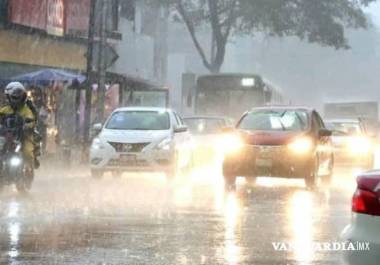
(0, 0), (120, 81)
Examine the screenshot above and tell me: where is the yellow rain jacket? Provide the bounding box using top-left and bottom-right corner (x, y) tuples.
(0, 104), (36, 163)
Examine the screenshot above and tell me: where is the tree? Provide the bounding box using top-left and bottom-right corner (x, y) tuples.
(153, 0), (376, 73)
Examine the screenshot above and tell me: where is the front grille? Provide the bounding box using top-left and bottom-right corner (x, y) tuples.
(108, 159), (149, 167)
(108, 142), (150, 153)
(251, 145), (285, 158)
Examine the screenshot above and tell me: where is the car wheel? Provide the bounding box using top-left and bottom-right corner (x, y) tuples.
(91, 169), (104, 179)
(305, 157), (319, 189)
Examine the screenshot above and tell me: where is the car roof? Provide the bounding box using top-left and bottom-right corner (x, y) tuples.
(113, 107), (171, 113)
(183, 116), (229, 120)
(250, 106), (314, 113)
(324, 119), (360, 124)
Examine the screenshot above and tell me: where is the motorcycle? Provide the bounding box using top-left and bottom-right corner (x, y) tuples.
(0, 114), (34, 193)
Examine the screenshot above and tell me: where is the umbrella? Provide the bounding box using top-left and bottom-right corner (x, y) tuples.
(10, 68), (86, 86)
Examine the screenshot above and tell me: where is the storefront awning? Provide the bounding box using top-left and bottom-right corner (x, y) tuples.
(11, 68), (85, 86)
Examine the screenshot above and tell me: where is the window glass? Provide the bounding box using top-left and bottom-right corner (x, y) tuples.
(238, 110), (309, 131)
(106, 111), (170, 130)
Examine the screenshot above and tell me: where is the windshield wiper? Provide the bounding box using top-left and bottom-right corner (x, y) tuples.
(276, 111), (287, 130)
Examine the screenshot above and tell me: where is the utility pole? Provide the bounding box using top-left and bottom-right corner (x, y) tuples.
(83, 0), (97, 149)
(153, 5), (168, 84)
(96, 0), (107, 123)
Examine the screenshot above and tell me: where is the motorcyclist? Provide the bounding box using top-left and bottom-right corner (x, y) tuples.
(25, 92), (42, 167)
(0, 82), (39, 169)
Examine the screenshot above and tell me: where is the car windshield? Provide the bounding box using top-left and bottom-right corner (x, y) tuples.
(184, 118), (225, 134)
(106, 111), (170, 130)
(238, 110), (309, 131)
(325, 122), (362, 135)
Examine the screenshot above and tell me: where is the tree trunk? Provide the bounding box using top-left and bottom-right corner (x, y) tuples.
(209, 62), (222, 73)
(208, 36), (226, 73)
(176, 0), (230, 74)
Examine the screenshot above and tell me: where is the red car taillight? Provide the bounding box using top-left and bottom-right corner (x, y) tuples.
(352, 188), (380, 216)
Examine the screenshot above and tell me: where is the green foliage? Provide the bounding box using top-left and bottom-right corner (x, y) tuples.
(148, 0), (377, 72)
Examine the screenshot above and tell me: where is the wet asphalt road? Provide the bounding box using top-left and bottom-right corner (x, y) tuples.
(0, 165), (360, 265)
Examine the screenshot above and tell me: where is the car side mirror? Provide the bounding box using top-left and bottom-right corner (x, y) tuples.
(174, 125), (188, 133)
(92, 123), (103, 133)
(319, 128), (332, 137)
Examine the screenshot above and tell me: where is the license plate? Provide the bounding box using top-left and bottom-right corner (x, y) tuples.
(258, 147), (273, 158)
(120, 154), (136, 163)
(256, 158), (273, 168)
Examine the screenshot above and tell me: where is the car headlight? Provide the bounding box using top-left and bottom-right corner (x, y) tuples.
(91, 138), (105, 150)
(156, 137), (173, 151)
(287, 137), (314, 154)
(348, 137), (371, 155)
(217, 134), (244, 155)
(10, 156), (22, 167)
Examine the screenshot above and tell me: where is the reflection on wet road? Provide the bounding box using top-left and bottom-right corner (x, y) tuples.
(0, 166), (357, 265)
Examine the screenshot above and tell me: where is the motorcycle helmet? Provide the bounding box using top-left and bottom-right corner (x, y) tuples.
(5, 82), (24, 96)
(7, 82), (27, 109)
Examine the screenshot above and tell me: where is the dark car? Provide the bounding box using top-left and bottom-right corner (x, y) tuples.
(183, 116), (234, 167)
(183, 116), (234, 135)
(325, 119), (375, 169)
(222, 107), (334, 189)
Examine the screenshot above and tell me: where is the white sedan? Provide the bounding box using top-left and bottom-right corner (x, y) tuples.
(89, 107), (193, 179)
(341, 170), (380, 265)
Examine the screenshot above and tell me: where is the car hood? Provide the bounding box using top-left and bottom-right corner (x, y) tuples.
(192, 134), (220, 145)
(99, 129), (171, 143)
(240, 130), (309, 146)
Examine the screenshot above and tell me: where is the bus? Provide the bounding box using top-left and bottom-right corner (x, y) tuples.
(187, 73), (285, 119)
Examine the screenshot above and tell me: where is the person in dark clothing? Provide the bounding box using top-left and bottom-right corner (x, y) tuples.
(25, 98), (42, 168)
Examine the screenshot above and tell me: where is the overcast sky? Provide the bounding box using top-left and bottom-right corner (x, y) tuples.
(367, 2), (380, 26)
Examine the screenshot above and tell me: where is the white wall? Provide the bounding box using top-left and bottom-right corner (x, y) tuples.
(111, 17), (154, 80)
(167, 53), (186, 112)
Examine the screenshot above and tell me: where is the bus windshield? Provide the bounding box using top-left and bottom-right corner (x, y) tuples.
(197, 88), (263, 118)
(194, 74), (282, 118)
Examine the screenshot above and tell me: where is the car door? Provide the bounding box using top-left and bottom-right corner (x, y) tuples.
(172, 111), (192, 169)
(313, 111), (332, 174)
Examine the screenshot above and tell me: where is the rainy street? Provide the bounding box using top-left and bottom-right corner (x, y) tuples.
(1, 0), (380, 264)
(0, 165), (358, 265)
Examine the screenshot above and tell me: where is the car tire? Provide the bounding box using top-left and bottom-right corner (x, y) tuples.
(91, 169), (104, 179)
(305, 157), (319, 189)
